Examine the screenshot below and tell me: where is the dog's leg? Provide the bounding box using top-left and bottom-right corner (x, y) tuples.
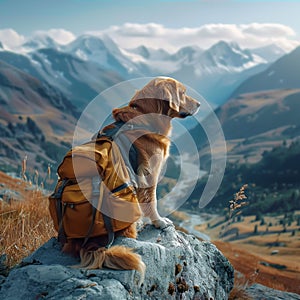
(138, 187), (173, 229)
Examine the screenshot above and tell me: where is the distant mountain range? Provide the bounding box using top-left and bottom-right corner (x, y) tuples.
(1, 34), (287, 108)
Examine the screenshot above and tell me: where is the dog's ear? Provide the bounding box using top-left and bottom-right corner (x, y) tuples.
(155, 78), (181, 112)
(112, 107), (141, 122)
(167, 87), (180, 112)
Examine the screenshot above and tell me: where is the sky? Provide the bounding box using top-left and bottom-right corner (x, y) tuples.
(0, 0), (300, 52)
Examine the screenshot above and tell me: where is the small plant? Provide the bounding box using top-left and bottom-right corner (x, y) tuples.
(229, 268), (259, 300)
(229, 184), (248, 219)
(21, 155), (28, 181)
(219, 184), (249, 238)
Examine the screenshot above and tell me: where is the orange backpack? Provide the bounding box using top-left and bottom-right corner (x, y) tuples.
(49, 122), (141, 247)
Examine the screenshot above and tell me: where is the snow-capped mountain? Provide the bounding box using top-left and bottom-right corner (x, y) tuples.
(0, 32), (288, 107)
(251, 44), (286, 63)
(123, 40), (285, 105)
(124, 41), (273, 74)
(171, 46), (203, 63)
(197, 41), (264, 71)
(165, 41), (269, 105)
(129, 45), (172, 61)
(0, 48), (124, 109)
(21, 35), (60, 52)
(63, 35), (145, 78)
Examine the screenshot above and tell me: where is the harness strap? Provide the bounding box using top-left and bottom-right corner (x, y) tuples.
(111, 182), (131, 193)
(102, 213), (115, 249)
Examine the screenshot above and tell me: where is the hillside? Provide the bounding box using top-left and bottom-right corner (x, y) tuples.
(231, 46), (300, 98)
(0, 60), (76, 174)
(218, 88), (300, 163)
(184, 138), (300, 216)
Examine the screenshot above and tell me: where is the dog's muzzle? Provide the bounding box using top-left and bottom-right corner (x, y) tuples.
(180, 100), (200, 117)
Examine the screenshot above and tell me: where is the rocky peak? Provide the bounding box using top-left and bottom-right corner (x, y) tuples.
(0, 225), (234, 299)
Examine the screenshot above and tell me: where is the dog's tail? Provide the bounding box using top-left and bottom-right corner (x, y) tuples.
(79, 245), (146, 285)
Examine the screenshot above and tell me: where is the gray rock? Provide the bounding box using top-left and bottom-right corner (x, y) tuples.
(0, 254), (8, 276)
(246, 283), (300, 300)
(0, 225), (234, 299)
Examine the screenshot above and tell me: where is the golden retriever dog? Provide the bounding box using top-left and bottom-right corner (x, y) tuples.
(63, 77), (200, 283)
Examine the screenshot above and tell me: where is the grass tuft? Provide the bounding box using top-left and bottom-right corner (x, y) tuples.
(0, 171), (55, 268)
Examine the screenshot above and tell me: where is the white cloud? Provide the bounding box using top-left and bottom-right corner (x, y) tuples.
(1, 23), (298, 53)
(0, 28), (25, 49)
(0, 28), (75, 50)
(87, 22), (299, 52)
(109, 23), (165, 37)
(241, 23), (295, 37)
(32, 29), (76, 45)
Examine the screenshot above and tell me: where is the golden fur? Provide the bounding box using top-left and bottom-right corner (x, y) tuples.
(64, 77), (200, 284)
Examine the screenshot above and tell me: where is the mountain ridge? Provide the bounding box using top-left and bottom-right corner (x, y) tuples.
(230, 45), (300, 98)
(1, 35), (288, 106)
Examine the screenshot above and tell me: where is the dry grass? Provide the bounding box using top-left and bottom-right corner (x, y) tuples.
(228, 279), (253, 300)
(215, 239), (300, 294)
(0, 171), (56, 268)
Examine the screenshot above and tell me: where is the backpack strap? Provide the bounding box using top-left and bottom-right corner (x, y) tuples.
(96, 121), (139, 188)
(82, 177), (115, 249)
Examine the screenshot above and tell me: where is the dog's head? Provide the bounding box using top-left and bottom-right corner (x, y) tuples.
(129, 77), (200, 118)
(113, 77), (200, 122)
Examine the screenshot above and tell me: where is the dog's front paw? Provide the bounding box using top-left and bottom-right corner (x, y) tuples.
(152, 217), (173, 229)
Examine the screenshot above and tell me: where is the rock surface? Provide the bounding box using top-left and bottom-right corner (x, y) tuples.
(246, 283), (300, 300)
(0, 225), (234, 299)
